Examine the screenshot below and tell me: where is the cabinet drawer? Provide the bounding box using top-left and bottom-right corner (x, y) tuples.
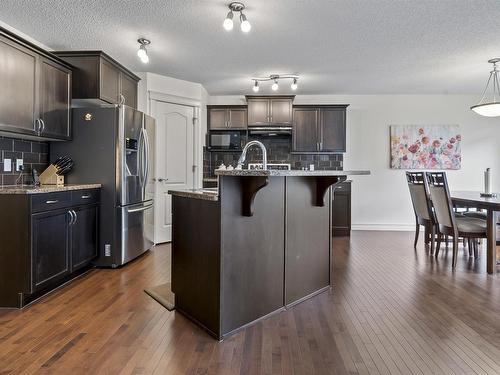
(334, 182), (351, 193)
(31, 192), (72, 213)
(71, 189), (100, 206)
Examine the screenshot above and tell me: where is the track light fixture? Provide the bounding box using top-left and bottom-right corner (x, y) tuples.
(137, 38), (150, 64)
(471, 58), (500, 117)
(223, 2), (251, 33)
(251, 75), (299, 92)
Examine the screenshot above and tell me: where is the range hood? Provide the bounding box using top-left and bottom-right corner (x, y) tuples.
(248, 126), (292, 136)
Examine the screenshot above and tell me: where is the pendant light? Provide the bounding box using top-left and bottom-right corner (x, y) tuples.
(471, 58), (500, 117)
(223, 2), (251, 33)
(251, 74), (299, 92)
(137, 38), (150, 64)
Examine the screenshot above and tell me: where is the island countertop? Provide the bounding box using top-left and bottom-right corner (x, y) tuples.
(215, 169), (370, 177)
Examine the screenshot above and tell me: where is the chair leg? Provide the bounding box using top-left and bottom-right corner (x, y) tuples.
(430, 225), (435, 255)
(435, 232), (441, 257)
(414, 223), (420, 249)
(446, 235), (449, 249)
(424, 224), (429, 245)
(473, 239), (479, 258)
(452, 236), (459, 269)
(468, 238), (473, 257)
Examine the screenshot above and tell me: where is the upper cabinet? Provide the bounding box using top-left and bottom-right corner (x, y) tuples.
(208, 106), (247, 130)
(0, 28), (72, 141)
(293, 105), (348, 153)
(53, 51), (140, 109)
(246, 96), (294, 126)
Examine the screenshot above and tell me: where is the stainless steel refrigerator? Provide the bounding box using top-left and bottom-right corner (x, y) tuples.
(51, 105), (155, 267)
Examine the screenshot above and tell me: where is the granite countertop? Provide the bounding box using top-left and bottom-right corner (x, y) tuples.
(215, 169), (371, 177)
(0, 184), (102, 195)
(168, 188), (219, 201)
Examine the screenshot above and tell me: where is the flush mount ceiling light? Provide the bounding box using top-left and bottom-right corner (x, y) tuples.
(223, 2), (251, 32)
(471, 58), (500, 117)
(137, 38), (150, 64)
(251, 74), (299, 92)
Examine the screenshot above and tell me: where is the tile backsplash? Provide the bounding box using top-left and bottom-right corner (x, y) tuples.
(0, 137), (49, 186)
(204, 136), (343, 177)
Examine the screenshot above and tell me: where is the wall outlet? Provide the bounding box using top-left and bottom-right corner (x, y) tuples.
(3, 158), (12, 172)
(16, 159), (23, 172)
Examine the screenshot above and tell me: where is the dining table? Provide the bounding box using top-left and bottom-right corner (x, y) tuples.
(451, 191), (500, 274)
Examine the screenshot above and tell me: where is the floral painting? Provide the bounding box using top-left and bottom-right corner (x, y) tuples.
(390, 125), (461, 170)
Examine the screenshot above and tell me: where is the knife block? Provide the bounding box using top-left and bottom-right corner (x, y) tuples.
(40, 165), (64, 186)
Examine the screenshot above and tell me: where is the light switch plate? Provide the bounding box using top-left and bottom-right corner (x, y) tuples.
(16, 159), (23, 172)
(3, 158), (11, 172)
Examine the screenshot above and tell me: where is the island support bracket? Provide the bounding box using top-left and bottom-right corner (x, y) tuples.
(315, 175), (347, 207)
(241, 176), (269, 216)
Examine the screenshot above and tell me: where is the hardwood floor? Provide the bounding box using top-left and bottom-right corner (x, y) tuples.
(1, 231), (500, 374)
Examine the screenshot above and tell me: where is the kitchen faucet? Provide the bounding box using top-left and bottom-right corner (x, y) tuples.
(236, 140), (268, 170)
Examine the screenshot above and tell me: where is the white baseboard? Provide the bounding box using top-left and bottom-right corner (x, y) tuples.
(352, 223), (415, 231)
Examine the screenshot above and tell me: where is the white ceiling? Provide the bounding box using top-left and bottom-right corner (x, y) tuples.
(0, 0), (498, 95)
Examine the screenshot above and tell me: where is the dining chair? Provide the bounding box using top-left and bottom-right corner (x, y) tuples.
(425, 172), (487, 268)
(406, 172), (436, 252)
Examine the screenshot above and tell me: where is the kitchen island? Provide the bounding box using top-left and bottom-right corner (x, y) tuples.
(168, 169), (369, 339)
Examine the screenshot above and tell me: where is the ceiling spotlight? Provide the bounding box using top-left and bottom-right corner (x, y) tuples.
(471, 58), (500, 117)
(251, 74), (300, 92)
(271, 79), (279, 91)
(137, 38), (150, 64)
(223, 10), (234, 31)
(240, 13), (251, 32)
(252, 80), (259, 92)
(223, 2), (251, 33)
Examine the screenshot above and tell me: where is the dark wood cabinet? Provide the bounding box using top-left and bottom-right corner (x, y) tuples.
(71, 205), (99, 271)
(293, 105), (348, 153)
(53, 51), (140, 109)
(0, 27), (72, 140)
(38, 57), (72, 139)
(0, 188), (100, 308)
(246, 96), (294, 126)
(208, 106), (247, 130)
(332, 181), (351, 237)
(32, 210), (70, 291)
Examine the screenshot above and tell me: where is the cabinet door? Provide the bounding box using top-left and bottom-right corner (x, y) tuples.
(99, 59), (120, 104)
(120, 73), (138, 108)
(209, 108), (228, 129)
(39, 58), (71, 139)
(228, 108), (247, 129)
(0, 35), (38, 135)
(71, 205), (98, 271)
(320, 108), (346, 152)
(270, 98), (292, 124)
(32, 210), (70, 292)
(292, 108), (319, 152)
(247, 99), (269, 125)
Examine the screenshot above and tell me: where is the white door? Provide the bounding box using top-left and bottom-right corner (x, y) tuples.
(152, 101), (195, 243)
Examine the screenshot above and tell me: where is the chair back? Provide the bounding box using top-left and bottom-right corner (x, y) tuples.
(425, 172), (456, 235)
(406, 172), (433, 222)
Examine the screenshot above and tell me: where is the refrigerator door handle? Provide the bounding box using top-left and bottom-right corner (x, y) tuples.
(143, 128), (150, 186)
(138, 127), (145, 187)
(127, 203), (154, 213)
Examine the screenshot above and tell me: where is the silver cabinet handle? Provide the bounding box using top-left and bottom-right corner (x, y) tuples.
(127, 204), (154, 213)
(72, 210), (77, 225)
(81, 194), (91, 199)
(119, 94), (125, 105)
(319, 141), (323, 150)
(34, 119), (40, 133)
(39, 119), (45, 134)
(46, 200), (59, 204)
(68, 210), (75, 225)
(157, 178), (168, 182)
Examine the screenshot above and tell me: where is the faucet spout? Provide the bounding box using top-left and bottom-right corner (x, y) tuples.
(237, 141), (268, 170)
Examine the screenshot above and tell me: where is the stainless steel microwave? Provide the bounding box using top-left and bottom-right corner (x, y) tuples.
(209, 131), (242, 150)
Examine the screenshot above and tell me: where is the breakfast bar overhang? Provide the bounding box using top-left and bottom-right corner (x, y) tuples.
(168, 169), (370, 339)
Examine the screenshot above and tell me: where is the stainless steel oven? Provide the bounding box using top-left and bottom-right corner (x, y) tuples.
(209, 131), (242, 150)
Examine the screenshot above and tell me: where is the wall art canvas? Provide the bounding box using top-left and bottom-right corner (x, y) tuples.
(390, 125), (461, 170)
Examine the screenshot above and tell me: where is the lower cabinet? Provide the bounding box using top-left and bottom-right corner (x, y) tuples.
(0, 188), (100, 308)
(332, 181), (351, 236)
